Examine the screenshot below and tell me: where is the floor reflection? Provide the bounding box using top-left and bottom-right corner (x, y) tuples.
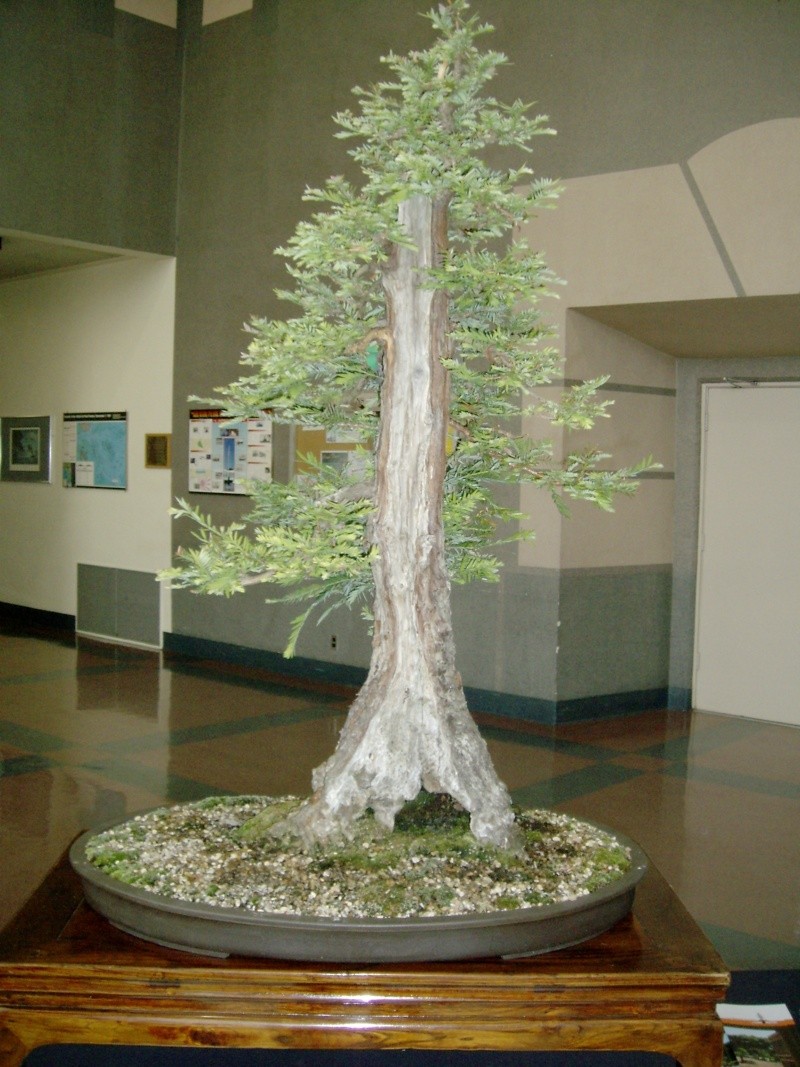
(1, 627), (798, 969)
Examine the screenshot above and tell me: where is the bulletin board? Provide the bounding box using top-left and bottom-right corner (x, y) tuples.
(188, 409), (272, 494)
(294, 425), (364, 477)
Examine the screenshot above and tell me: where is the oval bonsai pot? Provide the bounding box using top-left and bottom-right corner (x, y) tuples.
(69, 817), (647, 963)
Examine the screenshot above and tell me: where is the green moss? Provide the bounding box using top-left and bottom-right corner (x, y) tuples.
(235, 797), (304, 841)
(85, 794), (635, 917)
(393, 790), (471, 834)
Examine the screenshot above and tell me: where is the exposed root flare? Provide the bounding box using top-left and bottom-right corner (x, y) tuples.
(263, 774), (522, 855)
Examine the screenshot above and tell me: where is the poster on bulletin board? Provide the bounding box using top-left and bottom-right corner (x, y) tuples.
(294, 425), (365, 478)
(62, 411), (127, 489)
(188, 409), (272, 494)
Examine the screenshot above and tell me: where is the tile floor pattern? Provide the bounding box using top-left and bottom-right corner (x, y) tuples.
(1, 626), (798, 970)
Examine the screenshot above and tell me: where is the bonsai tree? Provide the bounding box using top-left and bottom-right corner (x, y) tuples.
(163, 0), (648, 851)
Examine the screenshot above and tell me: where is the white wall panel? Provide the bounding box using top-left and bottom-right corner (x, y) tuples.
(694, 382), (800, 724)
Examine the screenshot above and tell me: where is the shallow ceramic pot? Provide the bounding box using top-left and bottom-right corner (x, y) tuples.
(70, 816), (647, 963)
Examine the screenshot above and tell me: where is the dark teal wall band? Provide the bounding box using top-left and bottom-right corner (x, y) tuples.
(163, 632), (368, 690)
(163, 631), (667, 726)
(0, 602), (669, 724)
(0, 601), (75, 635)
(668, 686), (693, 711)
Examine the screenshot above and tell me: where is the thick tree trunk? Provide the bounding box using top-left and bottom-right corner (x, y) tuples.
(276, 197), (519, 850)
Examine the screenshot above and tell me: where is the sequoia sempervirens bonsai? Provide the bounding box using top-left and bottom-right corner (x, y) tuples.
(162, 1), (650, 851)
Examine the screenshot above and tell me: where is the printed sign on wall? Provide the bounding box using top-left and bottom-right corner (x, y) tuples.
(188, 409), (272, 494)
(62, 412), (127, 489)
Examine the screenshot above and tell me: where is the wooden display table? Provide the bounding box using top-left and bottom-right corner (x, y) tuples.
(0, 850), (728, 1066)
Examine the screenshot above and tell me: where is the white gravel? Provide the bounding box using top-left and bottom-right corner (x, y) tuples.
(84, 795), (632, 920)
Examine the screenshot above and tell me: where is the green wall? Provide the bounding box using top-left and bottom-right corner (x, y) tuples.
(0, 1), (180, 252)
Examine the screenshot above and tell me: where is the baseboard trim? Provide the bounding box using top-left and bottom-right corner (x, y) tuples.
(163, 632), (368, 690)
(554, 688), (670, 724)
(668, 686), (693, 711)
(0, 600), (75, 636)
(467, 685), (669, 726)
(76, 629), (162, 653)
(163, 632), (668, 725)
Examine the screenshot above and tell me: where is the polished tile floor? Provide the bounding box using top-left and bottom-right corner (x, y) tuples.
(1, 624), (798, 970)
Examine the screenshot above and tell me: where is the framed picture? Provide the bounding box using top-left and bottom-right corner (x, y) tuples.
(145, 433), (171, 470)
(0, 415), (51, 482)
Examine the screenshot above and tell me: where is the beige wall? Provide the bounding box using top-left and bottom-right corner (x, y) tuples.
(0, 257), (175, 628)
(522, 165), (735, 309)
(688, 119), (800, 297)
(517, 118), (800, 574)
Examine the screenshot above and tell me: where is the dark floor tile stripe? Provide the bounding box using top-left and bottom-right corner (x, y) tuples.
(78, 757), (224, 803)
(700, 921), (800, 970)
(480, 725), (627, 762)
(0, 661), (150, 687)
(170, 704), (344, 745)
(0, 669), (81, 686)
(0, 720), (69, 752)
(166, 660), (349, 704)
(664, 761), (799, 799)
(96, 705), (345, 755)
(511, 762), (643, 808)
(165, 775), (234, 803)
(0, 753), (55, 777)
(641, 717), (769, 760)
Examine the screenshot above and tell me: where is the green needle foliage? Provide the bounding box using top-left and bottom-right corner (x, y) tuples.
(161, 1), (652, 654)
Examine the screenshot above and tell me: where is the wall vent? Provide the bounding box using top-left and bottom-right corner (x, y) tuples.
(77, 564), (160, 649)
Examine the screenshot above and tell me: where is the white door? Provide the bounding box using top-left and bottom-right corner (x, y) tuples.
(693, 381), (800, 725)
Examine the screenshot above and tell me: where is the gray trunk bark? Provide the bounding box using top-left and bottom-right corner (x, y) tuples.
(276, 196), (519, 850)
